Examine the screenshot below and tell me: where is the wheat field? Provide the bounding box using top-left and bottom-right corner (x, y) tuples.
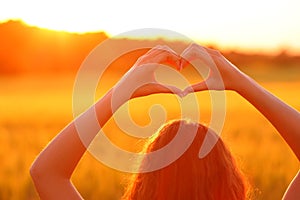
(0, 70), (299, 200)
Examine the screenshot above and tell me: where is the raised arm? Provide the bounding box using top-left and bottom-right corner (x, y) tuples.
(181, 43), (300, 199)
(236, 71), (300, 200)
(30, 46), (182, 199)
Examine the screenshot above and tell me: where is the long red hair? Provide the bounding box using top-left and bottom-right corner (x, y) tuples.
(122, 119), (248, 200)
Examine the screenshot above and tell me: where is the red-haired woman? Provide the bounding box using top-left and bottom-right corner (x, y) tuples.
(30, 44), (300, 199)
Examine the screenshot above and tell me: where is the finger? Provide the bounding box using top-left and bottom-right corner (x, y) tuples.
(192, 81), (208, 91)
(146, 45), (176, 57)
(136, 45), (164, 64)
(158, 45), (178, 55)
(145, 45), (164, 54)
(184, 46), (218, 75)
(154, 45), (181, 69)
(185, 43), (220, 57)
(154, 49), (181, 69)
(180, 43), (196, 62)
(165, 52), (181, 70)
(180, 43), (207, 69)
(179, 56), (190, 70)
(202, 46), (221, 56)
(181, 43), (216, 63)
(153, 83), (183, 95)
(183, 81), (208, 95)
(140, 45), (181, 69)
(133, 82), (183, 98)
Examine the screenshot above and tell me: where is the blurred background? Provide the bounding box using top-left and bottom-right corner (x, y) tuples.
(0, 0), (299, 199)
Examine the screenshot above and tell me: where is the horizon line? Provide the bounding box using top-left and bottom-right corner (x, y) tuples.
(1, 19), (299, 56)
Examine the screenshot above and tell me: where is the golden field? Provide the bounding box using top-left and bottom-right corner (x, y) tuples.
(0, 69), (299, 200)
(0, 21), (300, 200)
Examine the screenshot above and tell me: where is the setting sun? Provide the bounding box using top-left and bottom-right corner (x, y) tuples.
(1, 0), (300, 54)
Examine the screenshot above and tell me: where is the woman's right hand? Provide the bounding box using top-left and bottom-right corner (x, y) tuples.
(180, 43), (247, 95)
(181, 44), (300, 200)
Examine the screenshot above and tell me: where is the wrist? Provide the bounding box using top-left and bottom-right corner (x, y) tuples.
(111, 83), (134, 109)
(233, 71), (254, 95)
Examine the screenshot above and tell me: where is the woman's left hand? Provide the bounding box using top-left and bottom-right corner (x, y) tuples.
(113, 45), (183, 99)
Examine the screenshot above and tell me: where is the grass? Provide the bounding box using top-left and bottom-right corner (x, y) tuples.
(0, 70), (299, 199)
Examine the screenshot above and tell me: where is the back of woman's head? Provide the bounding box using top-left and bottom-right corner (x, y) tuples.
(122, 119), (247, 200)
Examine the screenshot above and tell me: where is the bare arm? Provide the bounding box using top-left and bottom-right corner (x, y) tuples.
(30, 46), (181, 199)
(30, 90), (112, 199)
(236, 72), (300, 199)
(181, 44), (300, 199)
(236, 73), (300, 160)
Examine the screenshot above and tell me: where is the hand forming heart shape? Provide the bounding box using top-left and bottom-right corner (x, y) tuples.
(125, 43), (227, 99)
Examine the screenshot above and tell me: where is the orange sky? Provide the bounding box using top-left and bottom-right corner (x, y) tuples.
(1, 0), (300, 54)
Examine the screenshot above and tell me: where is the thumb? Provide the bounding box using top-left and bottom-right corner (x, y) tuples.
(154, 83), (183, 95)
(183, 81), (208, 96)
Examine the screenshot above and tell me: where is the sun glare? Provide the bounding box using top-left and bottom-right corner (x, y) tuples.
(22, 18), (103, 34)
(1, 0), (300, 54)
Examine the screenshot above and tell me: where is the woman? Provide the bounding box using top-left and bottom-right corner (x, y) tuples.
(30, 44), (300, 199)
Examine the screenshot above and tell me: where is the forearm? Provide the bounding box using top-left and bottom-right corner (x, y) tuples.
(236, 72), (300, 161)
(30, 88), (128, 198)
